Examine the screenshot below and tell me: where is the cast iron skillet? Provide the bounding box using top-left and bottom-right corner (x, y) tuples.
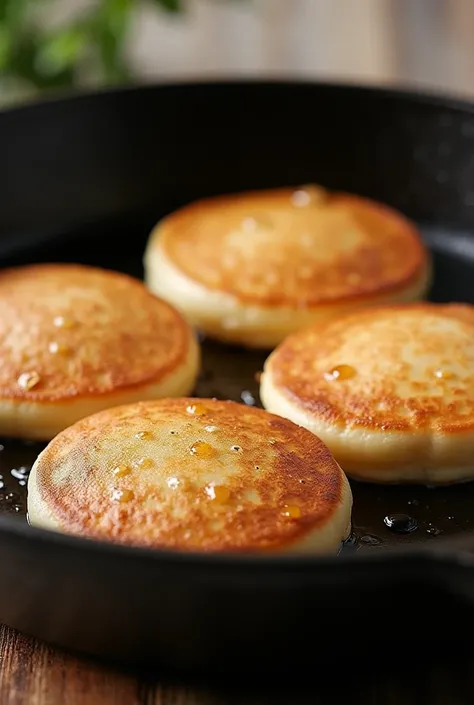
(1, 80), (474, 672)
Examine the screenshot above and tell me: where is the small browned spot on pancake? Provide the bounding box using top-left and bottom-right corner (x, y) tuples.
(266, 302), (474, 434)
(156, 187), (428, 306)
(33, 398), (346, 552)
(0, 264), (192, 401)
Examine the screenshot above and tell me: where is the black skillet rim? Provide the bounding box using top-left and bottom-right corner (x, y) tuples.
(2, 78), (474, 569)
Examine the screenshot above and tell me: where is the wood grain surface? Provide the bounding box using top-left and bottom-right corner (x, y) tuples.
(0, 624), (473, 705)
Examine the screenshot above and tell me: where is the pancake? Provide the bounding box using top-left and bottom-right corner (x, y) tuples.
(27, 398), (352, 554)
(0, 264), (199, 441)
(144, 185), (431, 348)
(260, 303), (474, 484)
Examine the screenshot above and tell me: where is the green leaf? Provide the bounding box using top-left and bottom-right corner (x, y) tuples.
(0, 27), (10, 70)
(0, 0), (54, 30)
(35, 25), (88, 77)
(150, 0), (182, 13)
(6, 28), (76, 89)
(94, 0), (134, 82)
(101, 0), (134, 36)
(0, 0), (28, 27)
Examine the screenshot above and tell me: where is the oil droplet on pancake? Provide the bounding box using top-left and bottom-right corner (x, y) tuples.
(204, 425), (219, 433)
(291, 184), (326, 207)
(383, 514), (418, 534)
(281, 504), (301, 519)
(48, 341), (70, 355)
(135, 431), (153, 440)
(241, 216), (258, 232)
(133, 457), (154, 469)
(241, 213), (273, 232)
(190, 441), (216, 459)
(53, 315), (75, 328)
(241, 215), (272, 232)
(186, 402), (207, 416)
(324, 364), (357, 381)
(205, 485), (230, 503)
(434, 368), (454, 379)
(111, 488), (134, 503)
(113, 465), (131, 478)
(167, 477), (180, 490)
(230, 445), (242, 452)
(17, 371), (41, 391)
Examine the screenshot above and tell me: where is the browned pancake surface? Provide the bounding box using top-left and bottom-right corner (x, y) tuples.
(0, 264), (191, 401)
(33, 398), (347, 552)
(157, 186), (428, 306)
(265, 303), (474, 434)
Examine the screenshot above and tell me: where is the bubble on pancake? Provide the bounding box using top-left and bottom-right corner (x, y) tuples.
(17, 371), (41, 391)
(167, 477), (180, 490)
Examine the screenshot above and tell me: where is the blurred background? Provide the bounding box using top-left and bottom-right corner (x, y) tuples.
(1, 0), (474, 106)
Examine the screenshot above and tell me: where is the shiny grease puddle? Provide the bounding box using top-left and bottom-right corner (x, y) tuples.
(1, 337), (472, 555)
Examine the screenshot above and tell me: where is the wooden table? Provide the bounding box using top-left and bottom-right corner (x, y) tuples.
(1, 624), (473, 705)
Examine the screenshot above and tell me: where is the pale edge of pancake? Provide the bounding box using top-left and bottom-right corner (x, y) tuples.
(260, 370), (474, 484)
(144, 226), (432, 349)
(0, 334), (200, 441)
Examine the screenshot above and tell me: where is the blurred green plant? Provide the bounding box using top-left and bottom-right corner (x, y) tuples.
(0, 0), (203, 101)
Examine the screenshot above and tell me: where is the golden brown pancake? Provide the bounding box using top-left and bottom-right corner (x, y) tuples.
(0, 264), (199, 440)
(144, 185), (431, 348)
(260, 303), (474, 484)
(27, 398), (352, 554)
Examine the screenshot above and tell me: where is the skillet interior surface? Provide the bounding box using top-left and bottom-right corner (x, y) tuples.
(2, 82), (474, 668)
